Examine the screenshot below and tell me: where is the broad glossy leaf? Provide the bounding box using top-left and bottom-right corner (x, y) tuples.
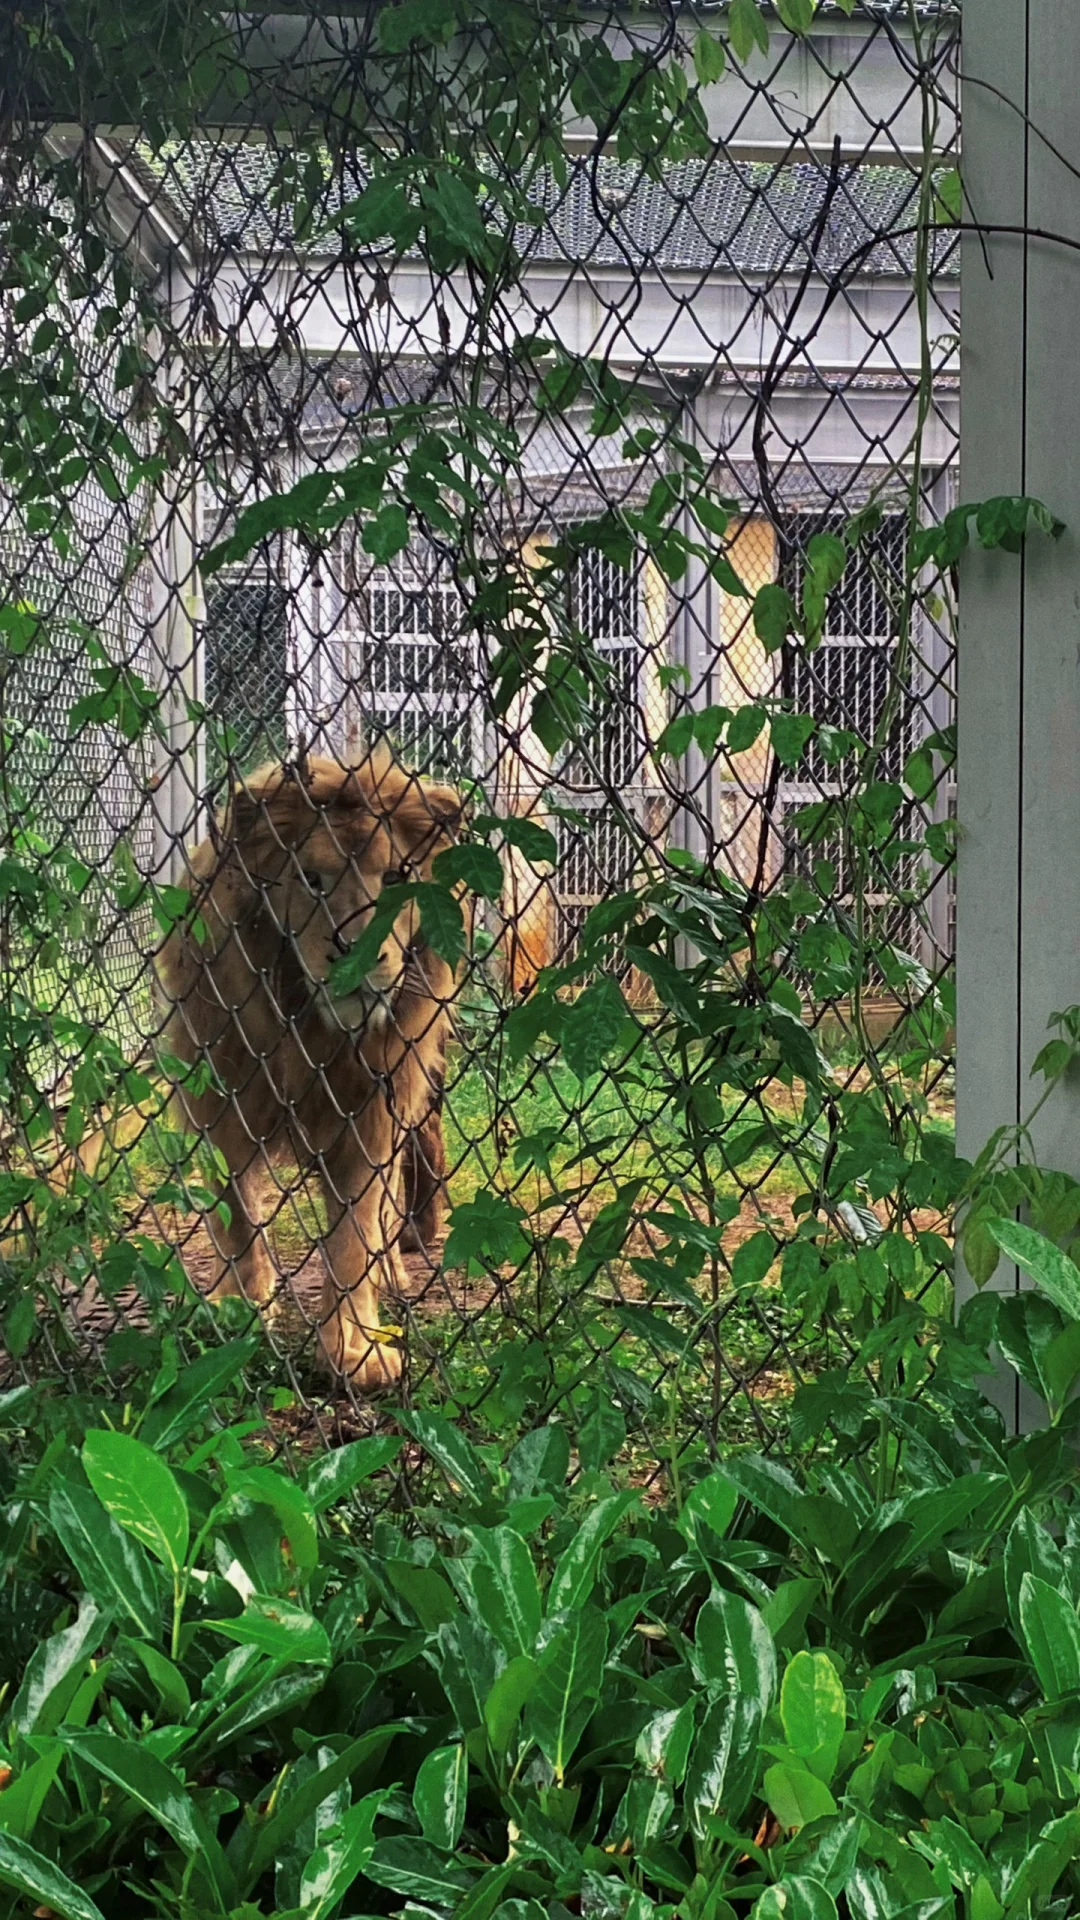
(0, 1747), (64, 1841)
(780, 1651), (846, 1783)
(386, 1558), (459, 1629)
(694, 1587), (776, 1711)
(365, 1835), (476, 1904)
(1005, 1509), (1065, 1632)
(125, 1640), (191, 1721)
(302, 1437), (403, 1511)
(470, 1524), (542, 1655)
(635, 1700), (695, 1785)
(82, 1429), (189, 1575)
(686, 1693), (762, 1835)
(401, 1409), (492, 1504)
(764, 1763), (838, 1833)
(484, 1653), (540, 1755)
(432, 1618), (503, 1736)
(140, 1335), (259, 1450)
(59, 1729), (236, 1908)
(507, 1423), (570, 1498)
(721, 1454), (805, 1541)
(50, 1477), (160, 1639)
(0, 1832), (107, 1920)
(207, 1595), (332, 1665)
(413, 1742), (467, 1851)
(1019, 1572), (1080, 1699)
(196, 1667), (322, 1757)
(224, 1467), (318, 1573)
(526, 1604), (608, 1781)
(679, 1473), (738, 1548)
(754, 1879), (838, 1920)
(986, 1217), (1080, 1321)
(10, 1599), (107, 1738)
(546, 1491), (637, 1614)
(299, 1789), (385, 1920)
(247, 1724), (408, 1882)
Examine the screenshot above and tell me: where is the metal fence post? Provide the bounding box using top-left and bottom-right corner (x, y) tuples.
(958, 0), (1080, 1431)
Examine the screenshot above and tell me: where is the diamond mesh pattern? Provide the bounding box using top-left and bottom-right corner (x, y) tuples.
(0, 2), (960, 1468)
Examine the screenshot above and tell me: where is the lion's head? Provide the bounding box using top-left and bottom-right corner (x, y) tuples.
(208, 748), (462, 1034)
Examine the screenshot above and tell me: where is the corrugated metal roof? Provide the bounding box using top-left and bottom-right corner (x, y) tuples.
(141, 142), (956, 280)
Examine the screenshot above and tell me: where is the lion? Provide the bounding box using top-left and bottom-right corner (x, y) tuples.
(154, 748), (460, 1388)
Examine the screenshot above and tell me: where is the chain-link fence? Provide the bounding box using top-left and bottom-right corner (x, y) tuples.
(0, 1), (962, 1467)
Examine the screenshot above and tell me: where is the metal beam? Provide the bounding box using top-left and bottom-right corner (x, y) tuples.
(957, 0), (1080, 1430)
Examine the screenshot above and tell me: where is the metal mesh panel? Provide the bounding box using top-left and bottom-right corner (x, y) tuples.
(0, 2), (963, 1471)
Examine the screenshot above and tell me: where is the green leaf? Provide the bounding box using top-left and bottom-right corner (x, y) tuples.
(753, 584), (796, 653)
(82, 1429), (189, 1576)
(59, 1730), (236, 1908)
(363, 502), (410, 562)
(636, 1700), (696, 1785)
(443, 1191), (529, 1276)
(300, 1790), (387, 1920)
(679, 1472), (738, 1548)
(693, 29), (726, 83)
(247, 1726), (407, 1883)
(560, 975), (627, 1080)
(9, 1600), (107, 1739)
(207, 1596), (331, 1665)
(0, 1748), (64, 1843)
(1019, 1571), (1080, 1699)
(578, 1396), (627, 1471)
(386, 1558), (459, 1629)
(225, 1467), (319, 1574)
(1005, 1509), (1065, 1634)
(416, 881), (466, 965)
(727, 704), (767, 752)
(770, 713), (816, 768)
(934, 167), (962, 225)
(484, 1653), (540, 1755)
(731, 1231), (777, 1291)
(526, 1604), (608, 1782)
(547, 1490), (638, 1613)
(302, 1436), (403, 1511)
(776, 0), (817, 27)
(986, 1217), (1080, 1321)
(366, 1836), (476, 1905)
(124, 1641), (191, 1721)
(414, 1743), (468, 1851)
(0, 1833), (107, 1920)
(754, 1879), (837, 1920)
(140, 1335), (259, 1450)
(780, 1651), (846, 1783)
(49, 1477), (161, 1639)
(763, 1763), (838, 1833)
(728, 0), (770, 60)
(400, 1409), (493, 1504)
(694, 1588), (776, 1711)
(434, 842), (504, 901)
(470, 1524), (542, 1655)
(686, 1693), (762, 1835)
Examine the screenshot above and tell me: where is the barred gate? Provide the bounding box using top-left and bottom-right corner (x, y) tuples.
(0, 2), (961, 1463)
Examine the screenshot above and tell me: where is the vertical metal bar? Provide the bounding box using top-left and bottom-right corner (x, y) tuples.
(958, 0), (1080, 1431)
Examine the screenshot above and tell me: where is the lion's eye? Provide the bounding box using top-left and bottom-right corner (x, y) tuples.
(382, 867), (407, 889)
(302, 870), (325, 893)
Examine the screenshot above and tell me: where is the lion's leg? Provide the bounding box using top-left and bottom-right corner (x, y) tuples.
(316, 1104), (403, 1391)
(205, 1160), (277, 1306)
(400, 1099), (448, 1255)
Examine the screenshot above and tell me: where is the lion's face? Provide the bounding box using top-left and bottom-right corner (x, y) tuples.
(282, 813), (422, 1032)
(225, 755), (461, 1036)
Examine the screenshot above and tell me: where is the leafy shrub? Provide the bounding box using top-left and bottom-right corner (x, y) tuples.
(5, 1237), (1080, 1920)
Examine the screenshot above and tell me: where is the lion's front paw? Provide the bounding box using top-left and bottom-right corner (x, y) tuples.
(319, 1322), (404, 1393)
